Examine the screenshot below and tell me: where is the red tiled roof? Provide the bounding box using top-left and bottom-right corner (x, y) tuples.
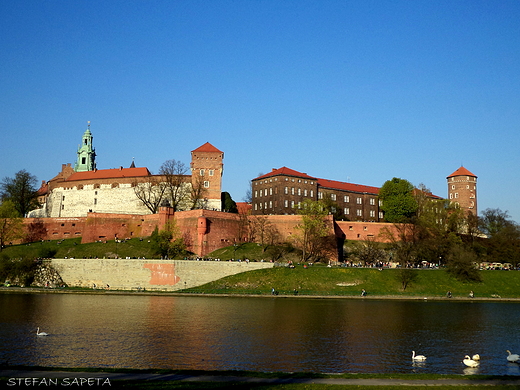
(66, 167), (151, 181)
(236, 202), (252, 214)
(447, 166), (477, 178)
(191, 142), (223, 153)
(254, 167), (317, 181)
(317, 178), (380, 195)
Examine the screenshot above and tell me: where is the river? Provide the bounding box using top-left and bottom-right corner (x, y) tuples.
(1, 292), (519, 375)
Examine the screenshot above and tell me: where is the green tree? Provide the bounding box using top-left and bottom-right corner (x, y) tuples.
(0, 200), (25, 251)
(479, 208), (520, 266)
(379, 178), (417, 223)
(446, 245), (482, 282)
(221, 192), (238, 213)
(292, 199), (334, 263)
(150, 223), (186, 259)
(0, 170), (40, 217)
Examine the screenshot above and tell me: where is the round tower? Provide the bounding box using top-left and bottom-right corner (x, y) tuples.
(447, 166), (477, 216)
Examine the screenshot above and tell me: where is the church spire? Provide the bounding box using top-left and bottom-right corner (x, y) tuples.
(74, 121), (97, 172)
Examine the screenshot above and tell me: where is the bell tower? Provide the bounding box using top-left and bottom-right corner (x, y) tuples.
(190, 142), (223, 210)
(75, 121), (96, 172)
(447, 166), (477, 216)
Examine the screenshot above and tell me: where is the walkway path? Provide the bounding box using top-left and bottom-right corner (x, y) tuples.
(2, 369), (520, 387)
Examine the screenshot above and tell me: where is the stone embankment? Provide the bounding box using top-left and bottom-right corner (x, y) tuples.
(46, 258), (273, 291)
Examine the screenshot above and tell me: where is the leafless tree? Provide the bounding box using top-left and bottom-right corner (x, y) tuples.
(133, 177), (167, 214)
(189, 175), (208, 210)
(159, 160), (190, 211)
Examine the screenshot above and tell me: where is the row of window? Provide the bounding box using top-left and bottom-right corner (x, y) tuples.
(199, 169), (215, 176)
(253, 201), (382, 218)
(255, 187), (379, 205)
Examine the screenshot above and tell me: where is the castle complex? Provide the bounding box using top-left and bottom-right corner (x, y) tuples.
(31, 126), (224, 218)
(21, 125), (477, 260)
(251, 166), (478, 220)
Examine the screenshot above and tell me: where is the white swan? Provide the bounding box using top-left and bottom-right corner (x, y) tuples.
(412, 351), (427, 361)
(463, 355), (479, 367)
(506, 350), (520, 363)
(36, 327), (48, 336)
(472, 354), (480, 361)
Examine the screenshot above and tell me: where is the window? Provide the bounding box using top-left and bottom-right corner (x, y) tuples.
(291, 187), (295, 195)
(379, 212), (384, 219)
(379, 200), (383, 207)
(200, 169), (204, 176)
(304, 189), (308, 196)
(369, 198), (375, 205)
(269, 187), (273, 195)
(254, 203), (258, 210)
(291, 200), (295, 208)
(454, 193), (459, 198)
(264, 188), (268, 196)
(298, 188), (301, 196)
(284, 200), (288, 207)
(284, 186), (288, 194)
(254, 190), (257, 198)
(269, 201), (272, 208)
(331, 194), (336, 201)
(318, 192), (323, 199)
(331, 206), (336, 213)
(356, 209), (362, 216)
(344, 208), (349, 215)
(344, 195), (349, 202)
(310, 190), (314, 197)
(209, 170), (214, 176)
(370, 210), (375, 217)
(94, 198), (97, 205)
(204, 181), (210, 188)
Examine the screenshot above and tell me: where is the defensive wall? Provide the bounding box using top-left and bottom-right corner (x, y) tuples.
(50, 258), (274, 291)
(23, 208), (401, 261)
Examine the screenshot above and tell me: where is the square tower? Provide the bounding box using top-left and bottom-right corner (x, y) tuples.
(190, 142), (224, 210)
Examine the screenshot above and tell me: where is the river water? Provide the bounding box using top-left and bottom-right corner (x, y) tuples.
(1, 292), (519, 375)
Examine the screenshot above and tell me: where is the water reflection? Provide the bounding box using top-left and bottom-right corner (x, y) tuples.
(0, 293), (519, 375)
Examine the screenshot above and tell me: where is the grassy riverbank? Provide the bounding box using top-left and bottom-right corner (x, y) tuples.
(183, 266), (520, 299)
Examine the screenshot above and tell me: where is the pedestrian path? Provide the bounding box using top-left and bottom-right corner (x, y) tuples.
(2, 369), (520, 387)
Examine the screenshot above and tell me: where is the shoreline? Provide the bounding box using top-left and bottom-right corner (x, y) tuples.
(2, 286), (520, 302)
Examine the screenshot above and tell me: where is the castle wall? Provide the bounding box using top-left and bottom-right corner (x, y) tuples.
(50, 258), (274, 291)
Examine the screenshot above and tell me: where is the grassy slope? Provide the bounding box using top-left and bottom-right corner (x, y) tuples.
(185, 266), (520, 298)
(2, 239), (520, 298)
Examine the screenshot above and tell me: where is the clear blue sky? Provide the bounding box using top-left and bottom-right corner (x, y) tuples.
(1, 0), (519, 222)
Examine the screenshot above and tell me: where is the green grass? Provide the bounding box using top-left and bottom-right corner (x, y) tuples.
(1, 237), (159, 260)
(184, 266), (520, 299)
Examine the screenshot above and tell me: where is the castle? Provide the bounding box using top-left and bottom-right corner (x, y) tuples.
(22, 125), (477, 260)
(31, 124), (224, 218)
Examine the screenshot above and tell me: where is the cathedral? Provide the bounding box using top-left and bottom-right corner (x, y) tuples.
(30, 125), (224, 218)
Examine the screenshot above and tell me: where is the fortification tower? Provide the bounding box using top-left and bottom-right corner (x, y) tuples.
(190, 142), (223, 210)
(447, 166), (477, 216)
(74, 122), (96, 172)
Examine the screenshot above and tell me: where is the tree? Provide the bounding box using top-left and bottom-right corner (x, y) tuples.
(150, 222), (186, 259)
(189, 175), (208, 210)
(446, 245), (482, 282)
(0, 170), (40, 217)
(133, 177), (167, 213)
(396, 268), (418, 291)
(292, 199), (335, 263)
(221, 192), (238, 213)
(0, 200), (25, 251)
(248, 215), (281, 252)
(159, 159), (190, 211)
(479, 208), (520, 266)
(379, 178), (417, 223)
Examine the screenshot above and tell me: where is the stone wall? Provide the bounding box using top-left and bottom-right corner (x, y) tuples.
(50, 258), (274, 291)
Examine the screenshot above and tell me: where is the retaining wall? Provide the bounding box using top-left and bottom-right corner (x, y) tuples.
(50, 258), (274, 291)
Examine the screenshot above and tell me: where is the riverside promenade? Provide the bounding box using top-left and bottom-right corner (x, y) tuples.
(2, 368), (520, 387)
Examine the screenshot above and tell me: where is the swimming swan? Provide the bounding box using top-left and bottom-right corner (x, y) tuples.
(506, 350), (520, 363)
(463, 355), (479, 367)
(36, 327), (48, 336)
(412, 351), (426, 361)
(472, 354), (480, 361)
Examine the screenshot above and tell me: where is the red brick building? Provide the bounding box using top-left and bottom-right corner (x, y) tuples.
(251, 167), (382, 221)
